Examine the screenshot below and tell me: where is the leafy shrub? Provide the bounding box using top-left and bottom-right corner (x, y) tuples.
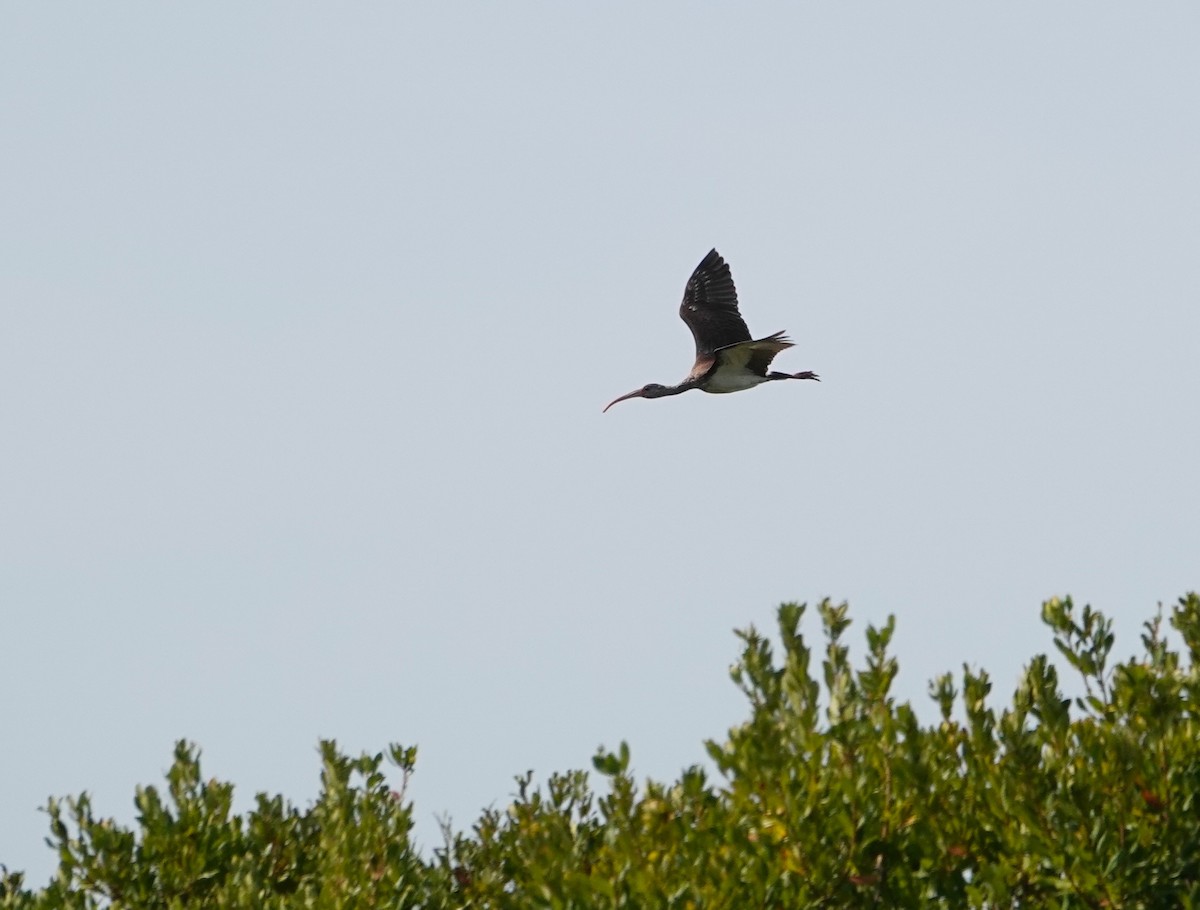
(4, 594), (1198, 908)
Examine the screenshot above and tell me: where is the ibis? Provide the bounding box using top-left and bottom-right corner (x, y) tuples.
(603, 249), (819, 412)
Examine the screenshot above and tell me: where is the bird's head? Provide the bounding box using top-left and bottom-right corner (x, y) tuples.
(602, 383), (669, 412)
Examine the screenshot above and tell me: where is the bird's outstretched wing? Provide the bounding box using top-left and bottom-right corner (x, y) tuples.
(715, 331), (794, 376)
(678, 249), (752, 356)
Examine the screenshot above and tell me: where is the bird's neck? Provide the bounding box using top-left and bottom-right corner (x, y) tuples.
(647, 382), (693, 399)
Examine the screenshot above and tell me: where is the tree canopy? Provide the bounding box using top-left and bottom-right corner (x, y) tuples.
(3, 594), (1198, 908)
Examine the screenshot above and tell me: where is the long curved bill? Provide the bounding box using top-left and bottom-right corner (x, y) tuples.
(602, 389), (644, 413)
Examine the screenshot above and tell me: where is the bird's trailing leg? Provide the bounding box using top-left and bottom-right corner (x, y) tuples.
(768, 370), (820, 382)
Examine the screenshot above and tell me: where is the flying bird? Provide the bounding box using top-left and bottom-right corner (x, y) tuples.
(603, 249), (819, 412)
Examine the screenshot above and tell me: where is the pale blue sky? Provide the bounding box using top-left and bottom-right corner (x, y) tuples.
(3, 4), (1198, 884)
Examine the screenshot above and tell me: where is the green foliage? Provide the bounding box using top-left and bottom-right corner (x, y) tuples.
(10, 743), (448, 910)
(4, 594), (1200, 908)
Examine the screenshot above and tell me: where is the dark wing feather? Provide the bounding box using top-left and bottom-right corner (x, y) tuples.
(678, 249), (751, 356)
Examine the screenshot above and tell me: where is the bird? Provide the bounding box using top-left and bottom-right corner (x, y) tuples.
(603, 249), (819, 412)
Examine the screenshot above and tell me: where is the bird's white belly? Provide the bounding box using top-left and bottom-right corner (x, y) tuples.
(703, 371), (768, 394)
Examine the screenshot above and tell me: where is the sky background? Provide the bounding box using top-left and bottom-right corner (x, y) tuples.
(3, 3), (1198, 885)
